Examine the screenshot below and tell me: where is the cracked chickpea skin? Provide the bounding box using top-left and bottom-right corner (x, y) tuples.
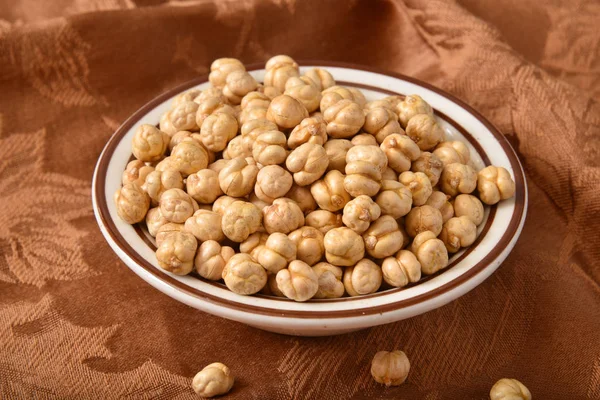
(363, 215), (406, 258)
(114, 183), (150, 224)
(371, 350), (410, 387)
(382, 250), (422, 288)
(155, 222), (184, 247)
(200, 112), (238, 152)
(410, 231), (449, 275)
(262, 198), (304, 234)
(477, 165), (516, 205)
(405, 205), (443, 238)
(192, 362), (235, 398)
(155, 231), (197, 275)
(439, 216), (477, 253)
(288, 226), (325, 266)
(399, 171), (433, 206)
(305, 210), (343, 234)
(375, 180), (413, 219)
(343, 259), (382, 296)
(184, 209), (224, 242)
(440, 163), (477, 197)
(411, 151), (444, 186)
(256, 232), (297, 274)
(194, 240), (235, 281)
(489, 378), (531, 400)
(276, 260), (319, 302)
(310, 170), (351, 212)
(342, 195), (381, 234)
(312, 262), (344, 299)
(221, 201), (262, 242)
(222, 253), (267, 295)
(323, 227), (365, 267)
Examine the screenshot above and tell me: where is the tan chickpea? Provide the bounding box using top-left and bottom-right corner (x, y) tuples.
(211, 195), (241, 215)
(288, 226), (324, 266)
(221, 201), (262, 242)
(489, 378), (531, 400)
(425, 191), (454, 223)
(184, 209), (224, 242)
(122, 160), (154, 187)
(264, 64), (300, 93)
(371, 350), (410, 386)
(195, 96), (235, 128)
(223, 136), (251, 160)
(146, 207), (168, 237)
(284, 77), (322, 112)
(254, 165), (293, 203)
(159, 110), (177, 136)
(155, 231), (197, 275)
(440, 163), (477, 197)
(348, 88), (366, 107)
(255, 233), (297, 274)
(410, 231), (448, 275)
(381, 167), (398, 181)
(193, 87), (227, 105)
(143, 170), (184, 205)
(439, 216), (477, 253)
(239, 107), (269, 125)
(324, 139), (353, 172)
(262, 198), (304, 234)
(171, 89), (202, 108)
(260, 273), (285, 297)
(375, 180), (413, 219)
(405, 114), (444, 151)
(351, 133), (378, 147)
(405, 205), (443, 238)
(344, 145), (388, 197)
(114, 183), (150, 224)
(168, 130), (193, 152)
(209, 57), (245, 88)
(285, 184), (317, 214)
(170, 101), (200, 132)
(305, 210), (343, 234)
(222, 253), (267, 295)
(170, 139), (209, 177)
(131, 124), (170, 162)
(266, 94), (308, 130)
(380, 133), (421, 173)
(218, 157), (259, 197)
(275, 260), (318, 301)
(311, 262), (344, 298)
(364, 99), (398, 118)
(363, 215), (406, 258)
(363, 107), (402, 144)
(252, 130), (288, 165)
(257, 84), (282, 100)
(155, 222), (184, 247)
(477, 165), (516, 205)
(223, 70), (257, 105)
(265, 55), (298, 70)
(239, 232), (269, 259)
(192, 362), (235, 398)
(323, 99), (365, 139)
(343, 259), (382, 296)
(200, 112), (238, 152)
(286, 143), (329, 186)
(310, 170), (351, 212)
(288, 116), (327, 149)
(158, 188), (198, 223)
(399, 171), (432, 206)
(304, 68), (335, 91)
(453, 194), (484, 225)
(240, 118), (278, 151)
(154, 156), (176, 173)
(382, 95), (403, 110)
(241, 91), (270, 110)
(411, 151), (444, 186)
(342, 195), (381, 234)
(382, 250), (421, 288)
(320, 86), (363, 111)
(247, 193), (269, 211)
(323, 227), (365, 267)
(194, 240), (234, 281)
(433, 140), (470, 167)
(397, 94), (434, 128)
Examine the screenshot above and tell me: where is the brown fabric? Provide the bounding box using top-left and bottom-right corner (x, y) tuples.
(1, 0), (599, 398)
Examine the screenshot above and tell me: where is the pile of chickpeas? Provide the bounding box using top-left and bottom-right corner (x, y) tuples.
(115, 55), (517, 304)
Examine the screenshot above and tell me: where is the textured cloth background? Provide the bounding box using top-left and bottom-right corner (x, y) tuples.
(1, 0), (600, 398)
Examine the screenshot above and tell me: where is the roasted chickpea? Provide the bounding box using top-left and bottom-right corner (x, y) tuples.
(453, 194), (484, 225)
(382, 250), (421, 288)
(381, 167), (398, 181)
(399, 171), (432, 206)
(192, 362), (235, 398)
(380, 133), (421, 173)
(209, 58), (245, 88)
(371, 350), (410, 386)
(184, 209), (224, 242)
(410, 231), (448, 275)
(286, 143), (329, 186)
(143, 170), (184, 206)
(131, 124), (170, 162)
(477, 165), (516, 205)
(363, 215), (406, 258)
(264, 62), (300, 92)
(256, 84), (282, 100)
(310, 170), (351, 212)
(288, 226), (325, 266)
(323, 227), (365, 267)
(155, 231), (197, 275)
(405, 113), (444, 151)
(122, 160), (154, 187)
(241, 91), (270, 110)
(276, 260), (319, 302)
(247, 192), (270, 211)
(254, 165), (293, 203)
(344, 145), (388, 197)
(364, 99), (398, 118)
(252, 130), (288, 165)
(168, 130), (193, 152)
(285, 184), (317, 214)
(200, 112), (238, 152)
(171, 89), (202, 108)
(350, 133), (377, 147)
(320, 86), (364, 111)
(256, 232), (297, 273)
(239, 106), (268, 125)
(194, 87), (227, 105)
(169, 139), (209, 177)
(382, 95), (403, 110)
(194, 240), (235, 280)
(171, 101), (200, 132)
(183, 169), (221, 204)
(439, 216), (477, 253)
(440, 163), (477, 197)
(222, 253), (267, 295)
(284, 77), (322, 112)
(265, 55), (299, 70)
(219, 156), (259, 197)
(411, 151), (444, 186)
(146, 207), (168, 237)
(288, 117), (327, 149)
(489, 378), (531, 400)
(240, 118), (278, 151)
(195, 96), (236, 127)
(405, 205), (443, 237)
(342, 195), (381, 234)
(324, 139), (353, 172)
(212, 195), (242, 215)
(425, 191), (454, 223)
(240, 232), (269, 259)
(262, 198), (304, 234)
(375, 180), (413, 218)
(343, 259), (382, 296)
(323, 99), (365, 138)
(159, 110), (177, 136)
(155, 222), (184, 247)
(266, 94), (308, 130)
(159, 188), (198, 223)
(397, 94), (433, 128)
(433, 140), (471, 167)
(221, 201), (262, 242)
(363, 107), (402, 143)
(223, 70), (258, 105)
(223, 136), (252, 160)
(305, 210), (343, 234)
(311, 262), (344, 299)
(304, 68), (335, 91)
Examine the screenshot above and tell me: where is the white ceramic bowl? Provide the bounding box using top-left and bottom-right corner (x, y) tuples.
(93, 63), (527, 336)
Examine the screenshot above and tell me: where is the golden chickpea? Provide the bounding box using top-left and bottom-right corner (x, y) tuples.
(194, 87), (227, 105)
(320, 86), (364, 111)
(288, 116), (327, 149)
(221, 201), (262, 242)
(241, 91), (270, 110)
(343, 259), (382, 296)
(155, 231), (197, 275)
(192, 362), (235, 398)
(195, 96), (236, 128)
(143, 170), (184, 206)
(240, 118), (278, 151)
(200, 112), (238, 152)
(209, 57), (245, 88)
(223, 70), (257, 105)
(264, 63), (300, 93)
(477, 165), (516, 205)
(170, 101), (200, 132)
(218, 156), (259, 197)
(364, 99), (398, 118)
(382, 250), (421, 288)
(305, 210), (343, 234)
(324, 139), (353, 172)
(275, 260), (318, 301)
(399, 171), (432, 206)
(323, 227), (364, 267)
(304, 68), (335, 91)
(158, 188), (198, 223)
(239, 232), (269, 259)
(194, 240), (234, 281)
(439, 216), (477, 253)
(286, 143), (329, 186)
(257, 84), (282, 100)
(363, 215), (406, 258)
(405, 113), (444, 151)
(285, 184), (317, 214)
(256, 232), (297, 273)
(410, 231), (448, 275)
(267, 94), (308, 130)
(411, 151), (444, 186)
(222, 253), (267, 295)
(489, 378), (531, 400)
(344, 145), (388, 197)
(184, 209), (224, 242)
(284, 77), (322, 112)
(440, 163), (477, 197)
(155, 222), (184, 247)
(146, 207), (168, 237)
(375, 180), (413, 218)
(122, 160), (154, 187)
(348, 134), (374, 147)
(159, 110), (177, 136)
(312, 262), (344, 298)
(342, 195), (381, 234)
(265, 54), (299, 70)
(433, 140), (470, 167)
(381, 167), (398, 181)
(310, 170), (351, 212)
(239, 106), (269, 125)
(210, 195), (240, 215)
(348, 88), (366, 107)
(171, 89), (202, 108)
(371, 350), (410, 386)
(168, 130), (193, 152)
(382, 95), (403, 110)
(380, 133), (421, 173)
(254, 165), (293, 203)
(169, 140), (209, 178)
(323, 99), (365, 138)
(397, 94), (433, 128)
(453, 194), (484, 225)
(261, 273), (285, 297)
(114, 183), (150, 224)
(405, 205), (443, 237)
(288, 226), (325, 266)
(248, 192), (270, 211)
(221, 136), (249, 160)
(252, 130), (288, 165)
(131, 124), (170, 162)
(262, 198), (304, 234)
(363, 107), (402, 144)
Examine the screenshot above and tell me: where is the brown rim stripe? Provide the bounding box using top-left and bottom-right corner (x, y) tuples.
(94, 61), (526, 318)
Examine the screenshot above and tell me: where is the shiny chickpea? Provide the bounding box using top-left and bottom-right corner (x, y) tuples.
(405, 205), (443, 237)
(276, 260), (319, 302)
(221, 201), (262, 242)
(324, 139), (353, 172)
(143, 170), (184, 206)
(411, 151), (444, 186)
(433, 140), (471, 167)
(159, 188), (198, 223)
(380, 133), (421, 173)
(440, 163), (477, 197)
(425, 191), (454, 223)
(288, 226), (325, 266)
(410, 231), (448, 275)
(285, 184), (317, 214)
(363, 107), (403, 143)
(131, 124), (170, 162)
(323, 227), (365, 267)
(489, 378), (531, 400)
(256, 232), (297, 273)
(305, 210), (343, 234)
(304, 68), (335, 91)
(439, 216), (477, 253)
(155, 231), (197, 275)
(286, 143), (329, 186)
(265, 55), (299, 70)
(311, 262), (344, 298)
(254, 165), (293, 203)
(223, 70), (257, 105)
(344, 145), (388, 197)
(288, 116), (327, 149)
(375, 180), (413, 219)
(477, 165), (516, 205)
(262, 198), (304, 234)
(200, 112), (238, 152)
(363, 215), (406, 258)
(343, 259), (382, 296)
(194, 240), (234, 281)
(405, 113), (444, 151)
(382, 250), (421, 288)
(399, 171), (432, 206)
(222, 253), (267, 295)
(453, 194), (484, 225)
(323, 99), (365, 139)
(371, 350), (410, 386)
(252, 130), (288, 165)
(122, 160), (154, 187)
(218, 157), (259, 197)
(184, 209), (224, 242)
(257, 84), (282, 100)
(146, 207), (168, 237)
(397, 94), (434, 128)
(310, 170), (351, 212)
(342, 195), (381, 234)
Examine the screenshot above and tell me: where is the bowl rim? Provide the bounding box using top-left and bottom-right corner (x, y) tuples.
(93, 61), (526, 319)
